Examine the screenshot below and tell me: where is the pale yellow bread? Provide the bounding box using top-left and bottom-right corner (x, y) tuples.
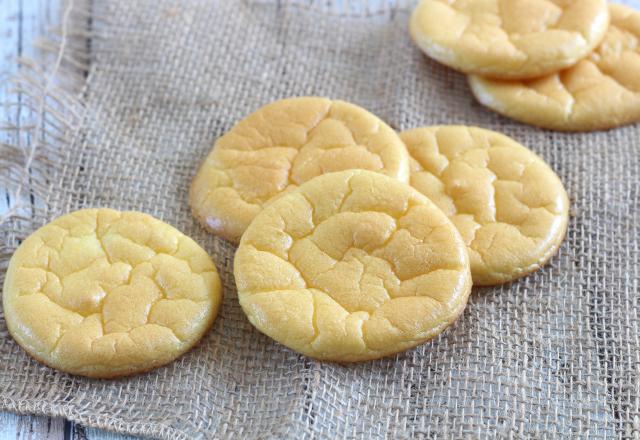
(410, 0), (609, 79)
(2, 208), (222, 378)
(234, 170), (472, 362)
(469, 4), (640, 131)
(190, 97), (410, 243)
(401, 126), (569, 286)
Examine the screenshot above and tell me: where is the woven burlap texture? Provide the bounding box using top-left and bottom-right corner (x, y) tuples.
(1, 0), (639, 438)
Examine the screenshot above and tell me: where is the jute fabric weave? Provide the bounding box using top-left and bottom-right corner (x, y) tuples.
(1, 1), (639, 438)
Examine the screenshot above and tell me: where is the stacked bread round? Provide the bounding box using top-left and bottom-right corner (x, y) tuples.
(190, 97), (569, 361)
(410, 1), (640, 131)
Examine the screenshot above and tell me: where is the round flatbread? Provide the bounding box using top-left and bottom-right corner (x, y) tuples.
(469, 4), (640, 131)
(234, 170), (472, 362)
(190, 97), (410, 243)
(410, 0), (609, 79)
(3, 208), (222, 378)
(401, 126), (569, 285)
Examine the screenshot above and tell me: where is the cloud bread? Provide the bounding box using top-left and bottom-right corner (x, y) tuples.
(190, 97), (410, 243)
(410, 0), (609, 79)
(468, 4), (640, 131)
(234, 170), (472, 362)
(401, 126), (569, 285)
(3, 208), (222, 378)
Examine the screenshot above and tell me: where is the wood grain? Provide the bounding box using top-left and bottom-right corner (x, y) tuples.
(0, 413), (66, 440)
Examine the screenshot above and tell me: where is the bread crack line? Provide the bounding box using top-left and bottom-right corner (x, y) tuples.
(207, 112), (389, 207)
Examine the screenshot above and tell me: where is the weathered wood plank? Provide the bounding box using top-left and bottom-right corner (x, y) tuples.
(71, 425), (140, 440)
(0, 412), (142, 440)
(0, 0), (22, 217)
(0, 412), (66, 440)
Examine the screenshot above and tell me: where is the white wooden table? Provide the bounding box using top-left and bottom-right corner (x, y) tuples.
(0, 1), (137, 438)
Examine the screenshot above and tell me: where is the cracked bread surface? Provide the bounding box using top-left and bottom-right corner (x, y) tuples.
(468, 4), (640, 131)
(401, 126), (569, 285)
(3, 208), (222, 378)
(410, 0), (609, 79)
(190, 97), (410, 243)
(234, 170), (471, 362)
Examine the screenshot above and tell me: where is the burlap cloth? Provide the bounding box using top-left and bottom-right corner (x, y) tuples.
(1, 0), (639, 438)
